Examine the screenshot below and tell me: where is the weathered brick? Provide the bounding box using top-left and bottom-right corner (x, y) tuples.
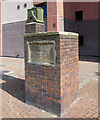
(24, 31), (79, 117)
(25, 22), (45, 34)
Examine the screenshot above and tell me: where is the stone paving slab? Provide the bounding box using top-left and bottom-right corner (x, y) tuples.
(0, 57), (99, 119)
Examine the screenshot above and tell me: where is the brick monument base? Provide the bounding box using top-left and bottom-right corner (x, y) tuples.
(25, 22), (45, 34)
(24, 32), (79, 116)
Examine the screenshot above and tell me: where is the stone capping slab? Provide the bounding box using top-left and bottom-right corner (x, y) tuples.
(26, 22), (44, 25)
(24, 31), (79, 37)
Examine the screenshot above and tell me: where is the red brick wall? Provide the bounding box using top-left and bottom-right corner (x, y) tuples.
(64, 2), (98, 21)
(47, 2), (64, 32)
(25, 22), (45, 33)
(24, 32), (79, 116)
(47, 2), (58, 32)
(60, 34), (79, 114)
(24, 33), (61, 116)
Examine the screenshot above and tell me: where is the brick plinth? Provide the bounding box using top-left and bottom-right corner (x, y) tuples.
(24, 32), (79, 116)
(25, 22), (45, 33)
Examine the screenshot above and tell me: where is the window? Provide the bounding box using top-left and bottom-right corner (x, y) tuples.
(24, 3), (27, 8)
(75, 11), (83, 21)
(79, 35), (84, 47)
(53, 23), (56, 28)
(17, 5), (20, 10)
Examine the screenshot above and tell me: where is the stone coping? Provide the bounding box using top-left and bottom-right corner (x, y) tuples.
(24, 31), (79, 37)
(26, 22), (44, 25)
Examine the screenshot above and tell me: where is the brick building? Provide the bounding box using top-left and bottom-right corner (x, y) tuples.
(0, 1), (99, 57)
(34, 2), (99, 57)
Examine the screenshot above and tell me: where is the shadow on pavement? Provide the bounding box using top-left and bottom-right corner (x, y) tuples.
(1, 71), (25, 102)
(79, 56), (99, 62)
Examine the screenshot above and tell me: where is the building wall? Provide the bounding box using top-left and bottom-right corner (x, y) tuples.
(47, 1), (64, 32)
(47, 2), (57, 31)
(1, 1), (99, 57)
(2, 0), (33, 24)
(2, 21), (25, 57)
(63, 2), (99, 56)
(63, 2), (98, 21)
(64, 18), (75, 32)
(76, 20), (98, 56)
(2, 0), (33, 57)
(34, 2), (64, 32)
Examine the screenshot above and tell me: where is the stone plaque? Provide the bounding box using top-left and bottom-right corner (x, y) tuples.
(27, 41), (55, 66)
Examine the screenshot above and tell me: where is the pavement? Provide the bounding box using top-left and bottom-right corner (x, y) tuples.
(0, 56), (99, 119)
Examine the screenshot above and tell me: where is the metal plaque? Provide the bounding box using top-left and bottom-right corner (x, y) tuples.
(27, 41), (55, 66)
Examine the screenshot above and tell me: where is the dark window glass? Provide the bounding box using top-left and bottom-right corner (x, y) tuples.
(79, 35), (84, 47)
(24, 3), (27, 8)
(17, 5), (20, 10)
(75, 11), (83, 21)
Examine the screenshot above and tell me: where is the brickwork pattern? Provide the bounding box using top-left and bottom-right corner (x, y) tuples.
(60, 34), (79, 115)
(24, 32), (79, 116)
(1, 57), (99, 118)
(25, 22), (45, 34)
(24, 34), (61, 116)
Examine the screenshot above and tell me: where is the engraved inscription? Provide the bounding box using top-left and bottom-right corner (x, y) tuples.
(28, 41), (55, 66)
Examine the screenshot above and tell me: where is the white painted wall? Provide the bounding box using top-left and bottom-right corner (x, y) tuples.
(2, 0), (33, 24)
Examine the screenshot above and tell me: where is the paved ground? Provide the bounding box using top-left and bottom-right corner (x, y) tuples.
(0, 57), (99, 119)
